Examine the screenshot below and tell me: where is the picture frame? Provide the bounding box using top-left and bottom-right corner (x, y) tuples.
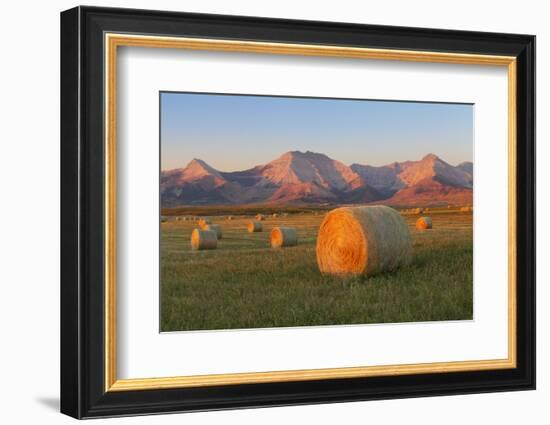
(60, 5), (535, 419)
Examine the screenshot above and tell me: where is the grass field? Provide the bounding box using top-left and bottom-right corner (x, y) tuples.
(160, 208), (473, 332)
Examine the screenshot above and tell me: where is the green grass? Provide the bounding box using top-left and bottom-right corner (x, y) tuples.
(160, 210), (473, 331)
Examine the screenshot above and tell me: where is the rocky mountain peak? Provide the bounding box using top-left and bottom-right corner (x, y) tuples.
(422, 153), (440, 162)
(161, 151), (473, 207)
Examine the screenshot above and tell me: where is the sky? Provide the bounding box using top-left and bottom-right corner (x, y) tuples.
(160, 92), (473, 171)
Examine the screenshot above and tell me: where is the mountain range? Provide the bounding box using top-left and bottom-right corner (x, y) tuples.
(161, 151), (473, 207)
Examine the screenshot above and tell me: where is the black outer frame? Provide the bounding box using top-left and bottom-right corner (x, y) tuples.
(60, 6), (535, 419)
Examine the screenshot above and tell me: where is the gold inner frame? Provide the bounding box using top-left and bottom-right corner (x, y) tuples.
(104, 33), (518, 392)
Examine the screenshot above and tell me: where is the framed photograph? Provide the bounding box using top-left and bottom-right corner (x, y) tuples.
(60, 6), (535, 419)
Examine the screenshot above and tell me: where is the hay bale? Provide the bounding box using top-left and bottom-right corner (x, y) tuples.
(460, 206), (473, 213)
(190, 229), (217, 250)
(247, 221), (263, 233)
(413, 207), (424, 214)
(316, 205), (412, 276)
(226, 216), (232, 221)
(204, 223), (222, 239)
(255, 214), (264, 221)
(272, 213), (278, 218)
(416, 216), (432, 230)
(270, 227), (298, 248)
(198, 217), (212, 228)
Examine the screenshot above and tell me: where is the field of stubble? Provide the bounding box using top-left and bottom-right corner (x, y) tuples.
(160, 209), (473, 331)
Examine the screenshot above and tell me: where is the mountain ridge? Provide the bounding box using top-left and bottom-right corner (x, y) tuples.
(161, 151), (473, 207)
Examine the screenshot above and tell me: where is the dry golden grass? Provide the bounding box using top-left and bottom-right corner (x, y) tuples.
(161, 207), (473, 331)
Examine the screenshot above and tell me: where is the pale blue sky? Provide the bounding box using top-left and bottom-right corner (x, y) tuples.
(160, 92), (473, 171)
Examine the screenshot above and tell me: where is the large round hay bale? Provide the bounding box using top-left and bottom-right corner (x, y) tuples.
(190, 229), (217, 250)
(416, 216), (432, 230)
(270, 227), (298, 248)
(204, 223), (222, 239)
(247, 221), (263, 233)
(460, 206), (473, 213)
(316, 205), (412, 276)
(198, 217), (212, 228)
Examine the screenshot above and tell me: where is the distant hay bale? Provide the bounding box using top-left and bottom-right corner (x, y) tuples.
(413, 207), (424, 214)
(204, 223), (222, 239)
(198, 217), (212, 228)
(316, 205), (412, 277)
(190, 229), (217, 250)
(424, 207), (430, 212)
(247, 221), (263, 233)
(416, 216), (433, 230)
(270, 227), (298, 248)
(272, 213), (278, 218)
(460, 206), (473, 213)
(226, 216), (232, 220)
(255, 214), (264, 221)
